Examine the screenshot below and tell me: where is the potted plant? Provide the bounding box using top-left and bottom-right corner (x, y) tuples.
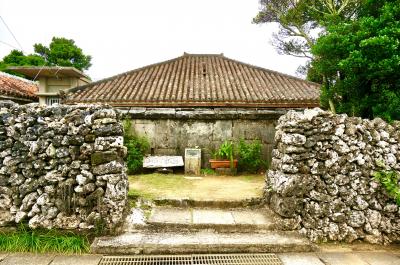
(209, 140), (238, 169)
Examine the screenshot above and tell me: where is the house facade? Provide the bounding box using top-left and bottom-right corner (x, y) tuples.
(8, 66), (90, 106)
(64, 53), (320, 166)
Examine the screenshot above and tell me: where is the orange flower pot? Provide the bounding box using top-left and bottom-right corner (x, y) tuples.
(209, 159), (238, 169)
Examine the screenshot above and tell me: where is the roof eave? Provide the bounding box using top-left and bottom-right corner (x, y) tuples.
(62, 100), (320, 109)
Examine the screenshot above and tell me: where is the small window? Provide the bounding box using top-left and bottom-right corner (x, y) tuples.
(46, 96), (60, 106)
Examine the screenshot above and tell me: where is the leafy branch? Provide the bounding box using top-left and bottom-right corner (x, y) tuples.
(373, 168), (400, 206)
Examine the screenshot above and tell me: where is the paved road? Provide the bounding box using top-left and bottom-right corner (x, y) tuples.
(0, 251), (399, 265)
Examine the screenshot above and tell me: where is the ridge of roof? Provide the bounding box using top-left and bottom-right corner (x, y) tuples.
(67, 53), (320, 95)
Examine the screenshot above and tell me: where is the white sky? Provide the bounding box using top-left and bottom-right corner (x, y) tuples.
(0, 0), (307, 81)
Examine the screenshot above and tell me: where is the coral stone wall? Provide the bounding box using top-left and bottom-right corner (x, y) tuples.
(266, 108), (400, 244)
(0, 101), (127, 230)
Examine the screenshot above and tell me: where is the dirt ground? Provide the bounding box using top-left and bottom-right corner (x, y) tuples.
(128, 173), (265, 201)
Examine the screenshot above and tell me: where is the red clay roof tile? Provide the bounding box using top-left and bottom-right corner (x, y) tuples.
(0, 71), (38, 101)
(65, 54), (321, 108)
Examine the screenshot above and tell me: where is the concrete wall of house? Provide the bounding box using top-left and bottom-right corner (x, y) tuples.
(38, 76), (89, 105)
(124, 108), (286, 168)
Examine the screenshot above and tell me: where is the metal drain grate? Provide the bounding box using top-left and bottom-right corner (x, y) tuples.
(100, 253), (283, 265)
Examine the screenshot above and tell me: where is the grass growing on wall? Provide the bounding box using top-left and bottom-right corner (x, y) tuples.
(0, 225), (90, 253)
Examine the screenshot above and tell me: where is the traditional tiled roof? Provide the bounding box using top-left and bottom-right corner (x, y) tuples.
(65, 53), (320, 108)
(0, 71), (38, 101)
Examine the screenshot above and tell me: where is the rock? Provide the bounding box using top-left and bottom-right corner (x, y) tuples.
(281, 133), (306, 146)
(92, 161), (124, 175)
(383, 204), (398, 213)
(76, 174), (87, 185)
(91, 151), (119, 166)
(15, 211), (27, 223)
(46, 143), (56, 158)
(44, 170), (64, 183)
(347, 211), (366, 228)
(353, 196), (369, 210)
(270, 194), (303, 218)
(366, 209), (381, 229)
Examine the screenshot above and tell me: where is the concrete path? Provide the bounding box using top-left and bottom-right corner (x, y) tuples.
(0, 251), (399, 265)
(278, 251), (400, 265)
(0, 253), (102, 265)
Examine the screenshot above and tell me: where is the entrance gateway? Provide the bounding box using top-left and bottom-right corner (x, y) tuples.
(99, 253), (283, 265)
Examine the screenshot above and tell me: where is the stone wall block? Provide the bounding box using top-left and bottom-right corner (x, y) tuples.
(0, 102), (127, 231)
(266, 107), (400, 244)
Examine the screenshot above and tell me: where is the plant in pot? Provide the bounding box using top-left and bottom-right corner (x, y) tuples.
(209, 140), (238, 169)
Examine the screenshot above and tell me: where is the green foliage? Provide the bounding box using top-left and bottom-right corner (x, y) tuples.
(0, 36), (92, 75)
(0, 50), (45, 74)
(214, 140), (236, 169)
(34, 37), (92, 71)
(312, 0), (400, 121)
(200, 168), (216, 176)
(214, 140), (234, 161)
(253, 0), (362, 61)
(373, 170), (400, 206)
(237, 139), (265, 173)
(123, 119), (150, 174)
(0, 224), (89, 253)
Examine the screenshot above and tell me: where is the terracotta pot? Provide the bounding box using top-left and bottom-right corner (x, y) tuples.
(209, 159), (238, 169)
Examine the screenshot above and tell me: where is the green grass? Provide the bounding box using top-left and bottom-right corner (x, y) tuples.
(129, 173), (264, 201)
(200, 168), (216, 175)
(0, 225), (90, 253)
(128, 173), (193, 200)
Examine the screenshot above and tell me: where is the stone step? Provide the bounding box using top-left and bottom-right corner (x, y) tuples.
(153, 197), (263, 208)
(125, 207), (279, 233)
(91, 230), (316, 255)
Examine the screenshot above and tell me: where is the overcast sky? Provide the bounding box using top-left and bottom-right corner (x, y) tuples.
(0, 0), (307, 81)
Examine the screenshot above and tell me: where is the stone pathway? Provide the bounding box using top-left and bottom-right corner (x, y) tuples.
(93, 205), (314, 254)
(0, 251), (399, 265)
(91, 230), (314, 254)
(125, 206), (278, 233)
(90, 205), (316, 255)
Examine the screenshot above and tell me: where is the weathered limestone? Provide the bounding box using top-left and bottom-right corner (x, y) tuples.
(266, 108), (400, 244)
(0, 101), (127, 230)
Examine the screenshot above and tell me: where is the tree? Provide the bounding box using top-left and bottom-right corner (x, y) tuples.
(34, 37), (92, 71)
(0, 50), (45, 72)
(311, 0), (400, 121)
(0, 37), (92, 74)
(253, 0), (362, 60)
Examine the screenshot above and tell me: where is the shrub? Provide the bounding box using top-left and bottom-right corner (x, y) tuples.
(373, 170), (400, 206)
(237, 139), (265, 173)
(123, 119), (150, 174)
(214, 140), (234, 161)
